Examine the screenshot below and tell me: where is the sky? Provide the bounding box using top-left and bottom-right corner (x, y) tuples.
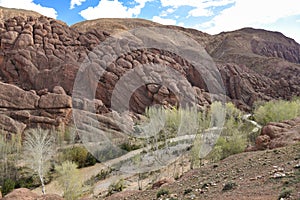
(0, 0), (299, 43)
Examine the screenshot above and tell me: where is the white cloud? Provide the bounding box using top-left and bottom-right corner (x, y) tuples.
(178, 22), (184, 27)
(70, 0), (87, 9)
(160, 8), (176, 17)
(80, 0), (152, 20)
(152, 16), (177, 25)
(297, 19), (300, 23)
(160, 0), (234, 18)
(0, 0), (57, 18)
(188, 7), (213, 17)
(200, 0), (300, 34)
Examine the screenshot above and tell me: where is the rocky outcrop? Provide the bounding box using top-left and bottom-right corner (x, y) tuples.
(255, 117), (300, 150)
(0, 7), (300, 135)
(1, 188), (63, 200)
(206, 28), (300, 101)
(0, 82), (72, 132)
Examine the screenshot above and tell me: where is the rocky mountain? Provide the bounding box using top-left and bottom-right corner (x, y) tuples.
(0, 6), (300, 140)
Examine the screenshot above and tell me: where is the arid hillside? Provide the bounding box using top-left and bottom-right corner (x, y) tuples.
(0, 7), (300, 135)
(0, 6), (300, 199)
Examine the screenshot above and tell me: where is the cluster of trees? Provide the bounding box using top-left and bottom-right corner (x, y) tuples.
(253, 98), (300, 125)
(1, 98), (299, 198)
(0, 127), (96, 199)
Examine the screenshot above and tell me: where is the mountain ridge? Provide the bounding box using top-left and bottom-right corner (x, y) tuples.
(0, 5), (299, 136)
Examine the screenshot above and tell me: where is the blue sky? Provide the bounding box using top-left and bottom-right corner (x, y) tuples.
(0, 0), (300, 43)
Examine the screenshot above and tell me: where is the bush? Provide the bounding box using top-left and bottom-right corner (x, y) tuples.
(278, 188), (293, 199)
(211, 132), (247, 161)
(59, 146), (97, 168)
(107, 179), (125, 196)
(56, 161), (85, 200)
(184, 188), (193, 195)
(2, 178), (15, 195)
(254, 99), (300, 125)
(222, 182), (237, 191)
(119, 142), (141, 152)
(156, 188), (169, 198)
(197, 102), (250, 162)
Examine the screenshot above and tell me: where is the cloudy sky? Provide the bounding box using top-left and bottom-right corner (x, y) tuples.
(0, 0), (299, 43)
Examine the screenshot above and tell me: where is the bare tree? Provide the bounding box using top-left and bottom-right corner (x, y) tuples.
(23, 128), (55, 194)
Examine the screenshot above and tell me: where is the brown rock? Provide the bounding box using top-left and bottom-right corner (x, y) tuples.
(255, 117), (300, 150)
(255, 135), (271, 150)
(152, 177), (175, 189)
(0, 82), (39, 109)
(2, 188), (38, 200)
(52, 86), (67, 95)
(0, 114), (27, 133)
(14, 33), (34, 48)
(36, 194), (64, 200)
(39, 93), (72, 109)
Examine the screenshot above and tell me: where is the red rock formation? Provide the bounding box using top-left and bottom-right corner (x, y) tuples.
(0, 7), (300, 136)
(255, 117), (300, 150)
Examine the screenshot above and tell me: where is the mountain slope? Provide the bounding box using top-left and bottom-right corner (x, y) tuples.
(109, 143), (300, 200)
(0, 6), (300, 133)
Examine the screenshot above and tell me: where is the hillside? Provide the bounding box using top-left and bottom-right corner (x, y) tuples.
(108, 143), (300, 200)
(0, 6), (300, 200)
(0, 6), (300, 134)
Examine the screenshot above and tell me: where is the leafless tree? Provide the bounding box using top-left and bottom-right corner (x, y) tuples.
(23, 128), (55, 194)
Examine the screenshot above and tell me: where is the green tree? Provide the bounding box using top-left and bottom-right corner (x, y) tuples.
(55, 161), (85, 200)
(254, 99), (300, 125)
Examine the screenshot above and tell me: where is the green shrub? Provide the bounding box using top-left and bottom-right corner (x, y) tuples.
(15, 175), (40, 189)
(278, 188), (293, 199)
(107, 179), (125, 196)
(184, 188), (193, 195)
(222, 182), (237, 191)
(254, 99), (300, 125)
(59, 146), (97, 168)
(156, 188), (169, 198)
(144, 102), (251, 163)
(197, 102), (250, 162)
(2, 178), (15, 195)
(119, 142), (141, 152)
(56, 161), (85, 200)
(212, 133), (246, 161)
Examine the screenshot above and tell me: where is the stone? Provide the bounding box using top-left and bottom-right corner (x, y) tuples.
(2, 188), (38, 200)
(152, 177), (175, 189)
(14, 33), (34, 48)
(0, 114), (26, 133)
(255, 117), (300, 150)
(0, 82), (39, 109)
(53, 86), (67, 95)
(39, 93), (72, 109)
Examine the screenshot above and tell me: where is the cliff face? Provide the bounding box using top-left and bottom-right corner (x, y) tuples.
(0, 7), (300, 134)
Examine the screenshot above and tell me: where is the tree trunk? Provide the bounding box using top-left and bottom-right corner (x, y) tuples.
(41, 177), (46, 194)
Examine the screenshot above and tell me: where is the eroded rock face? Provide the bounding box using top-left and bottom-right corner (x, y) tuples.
(255, 117), (300, 150)
(0, 8), (300, 135)
(0, 82), (39, 109)
(0, 82), (72, 132)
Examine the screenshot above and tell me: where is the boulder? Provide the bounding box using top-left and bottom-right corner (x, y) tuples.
(0, 82), (39, 109)
(39, 93), (72, 109)
(2, 188), (38, 200)
(255, 117), (300, 150)
(0, 114), (26, 133)
(152, 177), (175, 189)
